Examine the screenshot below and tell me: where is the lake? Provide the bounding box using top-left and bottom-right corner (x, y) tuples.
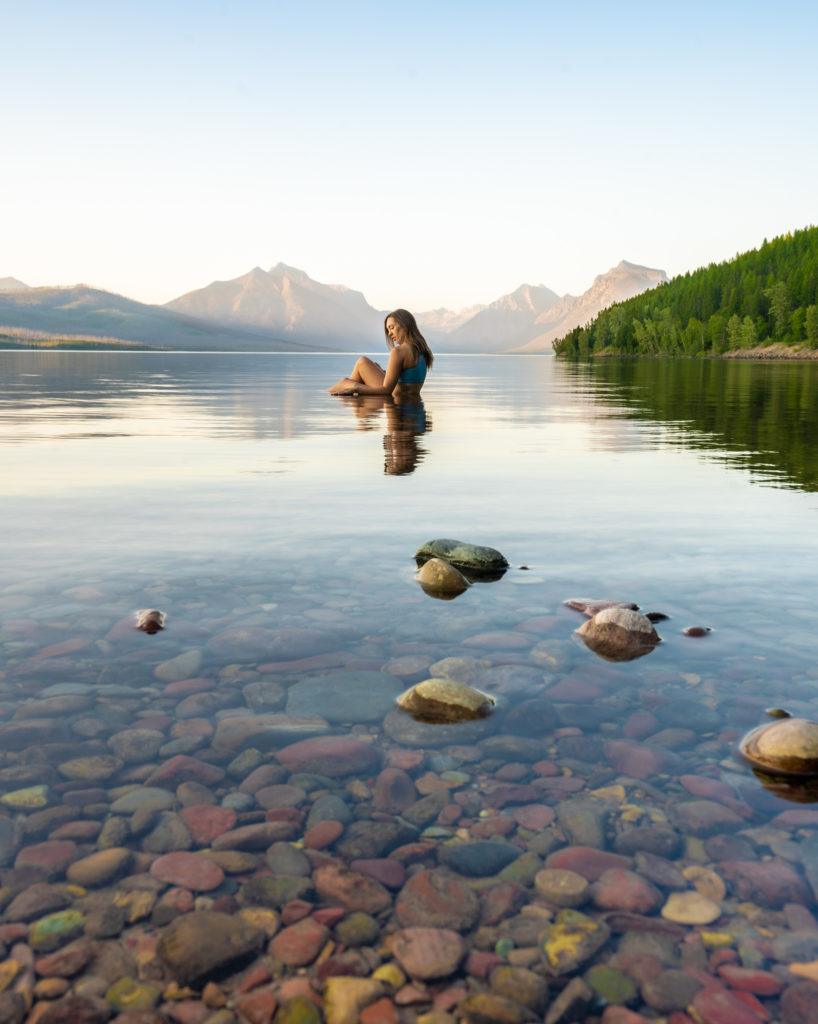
(2, 350), (818, 1021)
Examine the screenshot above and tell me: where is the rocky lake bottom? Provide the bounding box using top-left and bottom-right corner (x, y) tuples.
(3, 352), (818, 1024)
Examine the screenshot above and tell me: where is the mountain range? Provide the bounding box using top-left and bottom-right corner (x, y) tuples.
(0, 260), (667, 353)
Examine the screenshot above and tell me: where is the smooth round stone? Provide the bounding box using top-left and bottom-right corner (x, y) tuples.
(222, 792), (255, 812)
(397, 678), (494, 724)
(335, 912), (380, 947)
(740, 717), (818, 777)
(576, 607), (659, 662)
(585, 964), (638, 1006)
(255, 784), (306, 810)
(306, 794), (353, 828)
(179, 805), (237, 845)
(66, 848), (132, 887)
(265, 842), (310, 877)
(57, 756), (123, 782)
(387, 926), (465, 979)
(313, 863), (391, 914)
(110, 788), (175, 814)
(151, 852), (225, 891)
(304, 820), (344, 850)
(438, 841), (519, 878)
(415, 538), (509, 576)
(429, 656), (489, 685)
(270, 917), (329, 967)
(156, 910), (264, 987)
(275, 737), (381, 778)
(534, 869), (589, 908)
(286, 671), (405, 724)
(641, 968), (703, 1012)
(15, 840), (77, 878)
(415, 558), (470, 597)
(661, 891), (721, 925)
(108, 729), (165, 764)
(155, 649), (202, 682)
(395, 869), (480, 931)
(591, 868), (662, 914)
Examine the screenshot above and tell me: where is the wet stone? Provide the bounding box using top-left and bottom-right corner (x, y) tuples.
(396, 869), (480, 932)
(535, 868), (589, 908)
(438, 841), (520, 878)
(110, 788), (175, 815)
(240, 876), (313, 909)
(140, 812), (192, 854)
(489, 966), (548, 1012)
(29, 910), (86, 952)
(556, 798), (609, 848)
(3, 883), (71, 922)
(265, 842), (311, 877)
(387, 927), (465, 979)
(545, 847), (630, 881)
(66, 848), (132, 887)
(335, 912), (380, 947)
(179, 806), (236, 845)
(540, 910), (611, 976)
(150, 852), (225, 891)
(107, 729), (165, 764)
(270, 917), (329, 967)
(584, 963), (638, 1006)
(591, 869), (662, 914)
(335, 821), (415, 861)
(641, 969), (702, 1012)
(156, 910), (264, 987)
(671, 800), (744, 836)
(276, 736), (381, 778)
(287, 671), (405, 723)
(660, 891), (721, 925)
(314, 863), (391, 914)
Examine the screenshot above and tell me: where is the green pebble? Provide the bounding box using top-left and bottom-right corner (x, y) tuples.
(0, 785), (49, 810)
(440, 771), (470, 786)
(276, 996), (322, 1024)
(585, 964), (638, 1005)
(421, 827), (454, 838)
(495, 938), (514, 958)
(29, 910), (85, 952)
(106, 977), (161, 1011)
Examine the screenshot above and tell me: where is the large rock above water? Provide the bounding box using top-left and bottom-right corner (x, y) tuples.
(286, 671), (405, 724)
(156, 910), (264, 986)
(397, 677), (494, 724)
(576, 607), (660, 662)
(415, 538), (509, 578)
(740, 717), (818, 777)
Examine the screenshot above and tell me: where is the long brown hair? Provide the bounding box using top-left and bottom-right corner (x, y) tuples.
(384, 309), (434, 370)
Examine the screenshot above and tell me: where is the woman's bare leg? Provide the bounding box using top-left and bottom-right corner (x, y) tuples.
(348, 356), (385, 387)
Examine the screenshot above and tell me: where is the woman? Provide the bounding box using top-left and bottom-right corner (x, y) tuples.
(328, 308), (434, 396)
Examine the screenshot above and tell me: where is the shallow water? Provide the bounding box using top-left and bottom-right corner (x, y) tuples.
(3, 351), (818, 1020)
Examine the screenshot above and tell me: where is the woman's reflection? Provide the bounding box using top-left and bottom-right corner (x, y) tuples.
(338, 394), (431, 475)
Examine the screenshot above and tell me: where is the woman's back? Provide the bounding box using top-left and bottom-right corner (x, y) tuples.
(398, 350), (427, 385)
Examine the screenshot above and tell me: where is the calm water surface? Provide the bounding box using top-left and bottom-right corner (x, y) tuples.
(3, 351), (818, 1016)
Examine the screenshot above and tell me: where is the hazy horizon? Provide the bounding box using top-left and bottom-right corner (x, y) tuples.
(3, 1), (817, 311)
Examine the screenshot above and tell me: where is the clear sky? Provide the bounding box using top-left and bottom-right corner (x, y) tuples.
(2, 0), (817, 311)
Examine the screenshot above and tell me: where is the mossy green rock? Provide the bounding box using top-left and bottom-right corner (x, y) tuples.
(29, 910), (85, 952)
(415, 538), (509, 577)
(540, 910), (610, 976)
(106, 977), (161, 1011)
(276, 997), (323, 1024)
(335, 912), (380, 947)
(585, 963), (638, 1005)
(0, 785), (49, 810)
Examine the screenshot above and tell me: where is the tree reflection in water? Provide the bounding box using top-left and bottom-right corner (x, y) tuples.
(337, 393), (431, 475)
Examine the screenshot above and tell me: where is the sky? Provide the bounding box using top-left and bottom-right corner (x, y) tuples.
(2, 0), (817, 311)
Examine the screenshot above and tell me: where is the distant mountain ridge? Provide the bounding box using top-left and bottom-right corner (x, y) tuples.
(0, 258), (668, 352)
(0, 277), (30, 292)
(166, 263), (384, 348)
(0, 285), (319, 352)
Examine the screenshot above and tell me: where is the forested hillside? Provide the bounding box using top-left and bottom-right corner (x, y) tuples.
(554, 227), (818, 357)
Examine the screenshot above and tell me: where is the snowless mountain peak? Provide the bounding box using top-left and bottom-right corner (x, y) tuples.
(0, 276), (31, 292)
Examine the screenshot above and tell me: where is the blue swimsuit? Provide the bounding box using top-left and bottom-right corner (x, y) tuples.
(398, 354), (427, 385)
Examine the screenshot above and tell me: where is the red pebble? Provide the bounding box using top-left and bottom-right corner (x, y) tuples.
(163, 677), (214, 696)
(360, 997), (399, 1024)
(386, 749), (425, 770)
(281, 900), (313, 925)
(465, 951), (503, 978)
(235, 987), (278, 1024)
(235, 964), (271, 994)
(732, 990), (771, 1020)
(709, 949), (739, 968)
(303, 819), (344, 849)
(532, 760), (560, 776)
(717, 964), (782, 995)
(312, 907), (345, 927)
(265, 807), (303, 823)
